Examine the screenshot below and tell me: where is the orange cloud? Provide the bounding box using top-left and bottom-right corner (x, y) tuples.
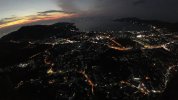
(0, 11), (76, 29)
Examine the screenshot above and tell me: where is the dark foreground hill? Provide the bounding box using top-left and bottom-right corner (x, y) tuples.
(0, 23), (79, 67)
(0, 20), (178, 100)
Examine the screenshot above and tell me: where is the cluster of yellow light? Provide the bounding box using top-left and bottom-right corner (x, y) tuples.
(0, 12), (75, 29)
(47, 68), (56, 75)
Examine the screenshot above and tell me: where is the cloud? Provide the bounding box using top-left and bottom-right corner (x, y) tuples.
(58, 0), (127, 17)
(133, 0), (146, 5)
(57, 0), (178, 21)
(37, 10), (74, 15)
(0, 17), (18, 24)
(1, 17), (17, 21)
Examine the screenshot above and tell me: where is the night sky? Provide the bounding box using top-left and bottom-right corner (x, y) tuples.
(0, 0), (178, 36)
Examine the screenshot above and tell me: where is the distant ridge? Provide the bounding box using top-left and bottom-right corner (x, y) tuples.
(115, 17), (178, 32)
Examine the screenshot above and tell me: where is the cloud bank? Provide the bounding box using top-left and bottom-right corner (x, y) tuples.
(57, 0), (178, 21)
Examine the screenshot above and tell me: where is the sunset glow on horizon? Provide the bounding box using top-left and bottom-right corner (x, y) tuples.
(0, 12), (76, 29)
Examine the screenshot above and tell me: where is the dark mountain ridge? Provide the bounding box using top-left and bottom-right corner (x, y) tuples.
(0, 22), (79, 41)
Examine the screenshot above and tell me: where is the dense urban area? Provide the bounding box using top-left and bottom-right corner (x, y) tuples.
(0, 18), (178, 100)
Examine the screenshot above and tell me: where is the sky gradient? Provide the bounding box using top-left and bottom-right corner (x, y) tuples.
(0, 0), (60, 19)
(0, 0), (76, 36)
(0, 0), (178, 37)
